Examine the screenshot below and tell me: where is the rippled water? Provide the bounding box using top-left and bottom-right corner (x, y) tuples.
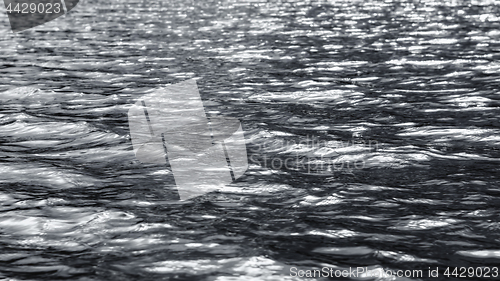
(1, 0), (500, 280)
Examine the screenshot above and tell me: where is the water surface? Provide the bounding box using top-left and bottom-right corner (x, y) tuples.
(1, 0), (500, 280)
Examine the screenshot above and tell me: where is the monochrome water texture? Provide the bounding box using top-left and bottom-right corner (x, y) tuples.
(0, 0), (500, 280)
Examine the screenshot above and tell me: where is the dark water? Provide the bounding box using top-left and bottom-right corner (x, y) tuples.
(1, 0), (500, 280)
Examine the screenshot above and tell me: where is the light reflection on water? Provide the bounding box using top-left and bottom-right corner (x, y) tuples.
(1, 0), (500, 280)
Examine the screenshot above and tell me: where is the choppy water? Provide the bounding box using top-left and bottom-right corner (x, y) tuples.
(1, 0), (500, 280)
